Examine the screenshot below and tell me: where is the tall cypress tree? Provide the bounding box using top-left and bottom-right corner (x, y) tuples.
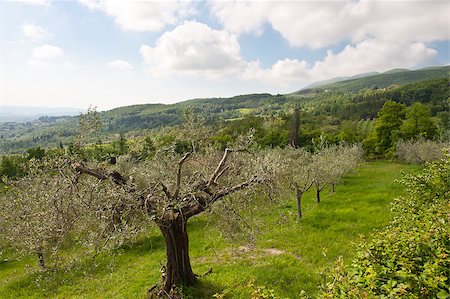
(289, 107), (301, 148)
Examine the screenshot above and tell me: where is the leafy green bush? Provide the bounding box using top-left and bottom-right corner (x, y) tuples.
(321, 152), (450, 298)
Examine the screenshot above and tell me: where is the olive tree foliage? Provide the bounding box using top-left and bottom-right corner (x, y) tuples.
(76, 105), (101, 147)
(396, 138), (448, 165)
(312, 143), (363, 203)
(268, 147), (314, 219)
(0, 157), (145, 270)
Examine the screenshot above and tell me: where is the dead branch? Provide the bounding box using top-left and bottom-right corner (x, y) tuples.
(73, 163), (127, 186)
(208, 148), (232, 186)
(174, 152), (191, 199)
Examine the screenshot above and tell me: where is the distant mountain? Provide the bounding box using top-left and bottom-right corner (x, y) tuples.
(304, 72), (379, 89)
(298, 65), (449, 93)
(0, 106), (81, 122)
(383, 68), (410, 74)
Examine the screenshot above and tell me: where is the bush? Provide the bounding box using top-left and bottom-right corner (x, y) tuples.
(396, 139), (448, 165)
(321, 153), (450, 298)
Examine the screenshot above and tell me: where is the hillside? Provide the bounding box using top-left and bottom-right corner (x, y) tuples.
(1, 69), (448, 154)
(297, 65), (450, 94)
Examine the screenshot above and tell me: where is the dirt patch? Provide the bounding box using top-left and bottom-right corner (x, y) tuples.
(194, 245), (299, 265)
(264, 248), (285, 255)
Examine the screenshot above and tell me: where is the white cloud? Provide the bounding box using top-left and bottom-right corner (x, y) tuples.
(79, 0), (196, 32)
(138, 18), (438, 86)
(30, 44), (64, 67)
(209, 1), (450, 49)
(21, 23), (51, 40)
(243, 59), (310, 86)
(310, 40), (438, 80)
(32, 44), (63, 60)
(243, 39), (438, 87)
(140, 21), (245, 77)
(107, 60), (133, 71)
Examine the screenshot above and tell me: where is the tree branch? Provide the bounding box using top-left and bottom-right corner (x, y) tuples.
(174, 152), (191, 199)
(184, 175), (259, 218)
(214, 165), (231, 184)
(213, 175), (259, 200)
(156, 182), (171, 199)
(208, 148), (232, 186)
(74, 163), (126, 185)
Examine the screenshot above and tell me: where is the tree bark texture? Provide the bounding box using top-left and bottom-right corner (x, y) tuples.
(296, 189), (303, 219)
(159, 218), (196, 294)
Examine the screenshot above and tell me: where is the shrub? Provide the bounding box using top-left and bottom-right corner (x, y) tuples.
(321, 153), (450, 298)
(396, 139), (448, 165)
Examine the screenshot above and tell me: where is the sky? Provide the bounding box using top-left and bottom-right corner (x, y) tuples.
(0, 0), (449, 110)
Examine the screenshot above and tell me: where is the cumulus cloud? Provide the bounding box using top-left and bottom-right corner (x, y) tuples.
(21, 23), (51, 40)
(243, 40), (438, 87)
(107, 59), (133, 71)
(138, 19), (438, 86)
(140, 21), (245, 77)
(310, 40), (438, 80)
(79, 0), (196, 32)
(209, 1), (449, 49)
(243, 59), (310, 86)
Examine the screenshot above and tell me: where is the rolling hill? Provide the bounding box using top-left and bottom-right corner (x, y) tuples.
(1, 66), (448, 154)
(297, 65), (449, 94)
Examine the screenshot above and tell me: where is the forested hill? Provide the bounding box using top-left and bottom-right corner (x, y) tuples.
(1, 68), (449, 153)
(297, 65), (450, 94)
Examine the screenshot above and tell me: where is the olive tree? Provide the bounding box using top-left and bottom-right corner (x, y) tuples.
(396, 139), (448, 165)
(0, 157), (143, 269)
(312, 144), (363, 203)
(270, 147), (314, 219)
(0, 158), (78, 269)
(329, 144), (363, 192)
(73, 139), (269, 296)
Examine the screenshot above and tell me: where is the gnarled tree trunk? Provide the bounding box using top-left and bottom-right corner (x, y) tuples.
(158, 218), (196, 295)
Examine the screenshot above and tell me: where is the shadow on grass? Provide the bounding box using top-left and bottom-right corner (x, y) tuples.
(180, 278), (228, 299)
(116, 234), (164, 256)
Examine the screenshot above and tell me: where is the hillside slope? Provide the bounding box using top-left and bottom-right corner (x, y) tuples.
(297, 65), (449, 94)
(1, 68), (448, 153)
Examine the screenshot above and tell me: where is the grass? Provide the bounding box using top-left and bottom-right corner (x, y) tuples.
(0, 161), (419, 298)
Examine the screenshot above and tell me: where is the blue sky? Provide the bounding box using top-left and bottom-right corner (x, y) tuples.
(1, 0), (449, 110)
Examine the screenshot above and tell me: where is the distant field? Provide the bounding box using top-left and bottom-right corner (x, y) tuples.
(0, 162), (420, 298)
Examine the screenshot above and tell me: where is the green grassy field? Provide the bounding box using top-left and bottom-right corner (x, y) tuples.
(0, 161), (419, 298)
